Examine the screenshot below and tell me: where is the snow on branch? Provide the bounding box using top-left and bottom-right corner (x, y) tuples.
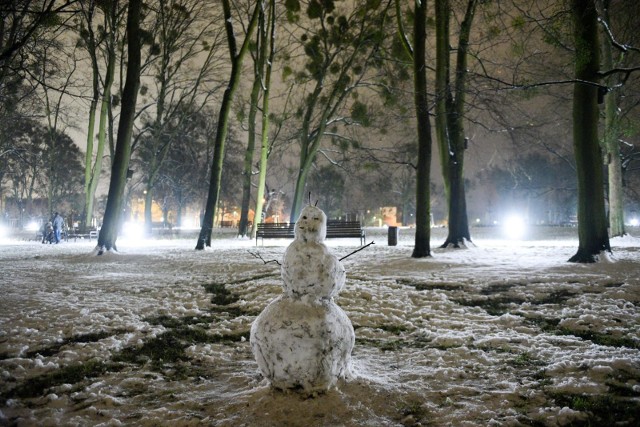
(597, 17), (640, 55)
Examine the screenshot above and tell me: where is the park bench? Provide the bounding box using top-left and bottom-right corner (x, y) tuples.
(325, 221), (366, 244)
(255, 222), (295, 244)
(66, 229), (99, 242)
(256, 220), (365, 245)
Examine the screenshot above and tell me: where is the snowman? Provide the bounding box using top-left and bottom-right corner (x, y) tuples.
(250, 204), (355, 393)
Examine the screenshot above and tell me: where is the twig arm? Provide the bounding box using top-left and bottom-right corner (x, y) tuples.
(339, 241), (375, 261)
(248, 251), (281, 266)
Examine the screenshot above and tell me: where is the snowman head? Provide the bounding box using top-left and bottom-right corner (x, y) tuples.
(295, 205), (327, 243)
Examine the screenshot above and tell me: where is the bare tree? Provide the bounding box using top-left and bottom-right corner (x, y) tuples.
(76, 0), (123, 232)
(135, 0), (223, 236)
(97, 0), (143, 253)
(157, 106), (215, 228)
(238, 1), (267, 238)
(238, 0), (277, 238)
(0, 0), (77, 88)
(195, 0), (260, 249)
(2, 118), (47, 224)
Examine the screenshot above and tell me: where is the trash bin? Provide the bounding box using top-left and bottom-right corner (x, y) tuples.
(388, 226), (398, 246)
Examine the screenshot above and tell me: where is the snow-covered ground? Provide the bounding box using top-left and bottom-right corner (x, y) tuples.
(1, 226), (639, 426)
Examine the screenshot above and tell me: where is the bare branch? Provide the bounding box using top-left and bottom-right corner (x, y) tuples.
(339, 241), (375, 261)
(597, 17), (640, 55)
(248, 250), (281, 266)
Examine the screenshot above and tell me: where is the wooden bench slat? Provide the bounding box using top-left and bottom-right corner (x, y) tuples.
(256, 221), (365, 245)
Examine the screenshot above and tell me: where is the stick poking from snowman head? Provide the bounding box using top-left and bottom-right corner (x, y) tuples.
(307, 192), (319, 207)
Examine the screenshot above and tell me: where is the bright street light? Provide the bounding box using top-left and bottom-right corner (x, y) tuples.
(503, 215), (526, 240)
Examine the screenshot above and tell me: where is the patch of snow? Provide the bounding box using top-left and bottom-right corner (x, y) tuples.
(0, 227), (639, 425)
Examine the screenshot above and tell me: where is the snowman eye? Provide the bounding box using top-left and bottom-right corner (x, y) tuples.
(302, 216), (307, 220)
(314, 217), (319, 220)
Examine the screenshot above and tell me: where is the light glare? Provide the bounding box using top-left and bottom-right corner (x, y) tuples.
(122, 221), (145, 240)
(180, 218), (196, 229)
(503, 215), (526, 239)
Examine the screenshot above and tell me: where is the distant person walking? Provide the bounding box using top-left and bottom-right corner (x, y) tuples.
(52, 212), (64, 243)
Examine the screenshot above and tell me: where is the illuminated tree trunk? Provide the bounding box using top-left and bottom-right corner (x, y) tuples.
(97, 0), (142, 253)
(290, 147), (317, 222)
(82, 24), (99, 231)
(251, 0), (276, 239)
(79, 0), (117, 233)
(601, 2), (625, 237)
(238, 83), (259, 237)
(568, 0), (611, 263)
(238, 27), (263, 237)
(85, 1), (118, 231)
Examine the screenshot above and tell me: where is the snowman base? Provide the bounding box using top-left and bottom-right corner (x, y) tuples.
(250, 295), (354, 394)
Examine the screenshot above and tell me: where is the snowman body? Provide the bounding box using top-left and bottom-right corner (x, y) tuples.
(250, 206), (355, 393)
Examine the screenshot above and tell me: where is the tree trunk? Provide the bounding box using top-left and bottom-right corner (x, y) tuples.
(600, 2), (625, 237)
(606, 112), (625, 237)
(177, 201), (183, 228)
(84, 19), (116, 232)
(97, 0), (142, 254)
(250, 0), (276, 239)
(444, 166), (470, 245)
(143, 141), (168, 236)
(108, 92), (116, 159)
(195, 0), (260, 249)
(85, 82), (112, 229)
(83, 87), (98, 232)
(238, 64), (261, 237)
(568, 0), (611, 263)
(288, 82), (324, 222)
(435, 0), (450, 197)
(80, 2), (99, 233)
(436, 0), (475, 248)
(143, 34), (169, 237)
(411, 0), (432, 258)
(144, 186), (153, 233)
(290, 157), (315, 223)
